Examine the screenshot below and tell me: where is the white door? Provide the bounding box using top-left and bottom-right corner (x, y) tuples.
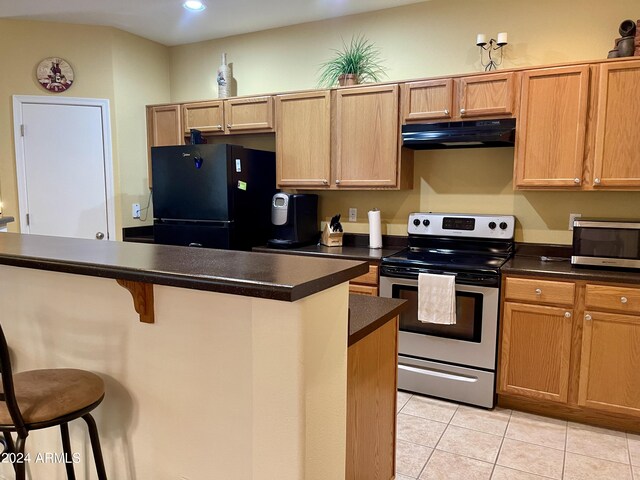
(13, 96), (115, 240)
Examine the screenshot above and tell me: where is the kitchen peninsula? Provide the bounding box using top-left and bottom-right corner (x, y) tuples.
(0, 233), (402, 480)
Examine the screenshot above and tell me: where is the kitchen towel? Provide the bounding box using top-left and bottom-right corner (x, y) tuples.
(418, 272), (457, 324)
(368, 209), (382, 249)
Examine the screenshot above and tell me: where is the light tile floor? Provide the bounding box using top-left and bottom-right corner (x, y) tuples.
(396, 391), (639, 480)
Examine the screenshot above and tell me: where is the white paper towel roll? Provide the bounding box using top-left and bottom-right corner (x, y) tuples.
(368, 209), (382, 249)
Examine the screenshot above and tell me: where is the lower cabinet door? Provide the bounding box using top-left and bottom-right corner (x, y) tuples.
(499, 302), (573, 403)
(578, 310), (640, 417)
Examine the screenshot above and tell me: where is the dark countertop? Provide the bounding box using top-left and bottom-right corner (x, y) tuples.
(0, 217), (15, 226)
(0, 233), (369, 302)
(348, 294), (406, 346)
(254, 243), (404, 262)
(503, 255), (640, 284)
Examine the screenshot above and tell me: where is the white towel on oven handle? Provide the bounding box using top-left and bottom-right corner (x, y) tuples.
(417, 272), (456, 324)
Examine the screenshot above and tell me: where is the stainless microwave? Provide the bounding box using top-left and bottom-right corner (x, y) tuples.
(572, 219), (640, 269)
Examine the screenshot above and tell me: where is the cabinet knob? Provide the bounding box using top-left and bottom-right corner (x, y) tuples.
(95, 232), (105, 240)
(335, 180), (341, 185)
(216, 124), (222, 130)
(564, 312), (572, 318)
(594, 178), (601, 185)
(322, 179), (328, 185)
(621, 296), (628, 304)
(535, 288), (542, 295)
(443, 109), (450, 116)
(460, 108), (466, 115)
(585, 314), (592, 321)
(574, 178), (580, 184)
(227, 123), (232, 128)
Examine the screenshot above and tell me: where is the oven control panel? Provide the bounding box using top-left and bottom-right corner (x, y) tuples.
(408, 213), (515, 239)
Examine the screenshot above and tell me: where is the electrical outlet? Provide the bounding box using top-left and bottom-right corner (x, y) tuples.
(348, 208), (357, 222)
(568, 213), (581, 230)
(132, 203), (141, 219)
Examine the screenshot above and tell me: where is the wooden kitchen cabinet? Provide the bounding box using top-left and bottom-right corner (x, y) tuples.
(578, 310), (640, 417)
(499, 302), (573, 403)
(349, 264), (379, 296)
(401, 73), (515, 124)
(591, 60), (640, 188)
(182, 100), (225, 134)
(500, 275), (640, 429)
(346, 316), (397, 480)
(334, 84), (402, 188)
(147, 104), (183, 146)
(514, 65), (590, 188)
(458, 72), (516, 118)
(578, 282), (640, 417)
(225, 96), (274, 133)
(182, 96), (274, 136)
(400, 79), (453, 122)
(275, 91), (331, 188)
(146, 104), (184, 187)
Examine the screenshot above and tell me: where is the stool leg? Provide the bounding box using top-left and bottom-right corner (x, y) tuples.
(82, 413), (107, 480)
(60, 423), (77, 480)
(14, 435), (26, 480)
(2, 431), (14, 454)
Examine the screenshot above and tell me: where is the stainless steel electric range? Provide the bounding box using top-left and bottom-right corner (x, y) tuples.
(380, 213), (515, 408)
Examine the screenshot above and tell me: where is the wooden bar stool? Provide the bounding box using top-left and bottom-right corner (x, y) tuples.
(0, 324), (107, 479)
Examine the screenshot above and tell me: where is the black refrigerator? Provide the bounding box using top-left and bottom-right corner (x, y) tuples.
(151, 144), (276, 250)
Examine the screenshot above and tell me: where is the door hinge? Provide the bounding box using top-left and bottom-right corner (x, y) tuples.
(20, 124), (25, 137)
(25, 213), (30, 226)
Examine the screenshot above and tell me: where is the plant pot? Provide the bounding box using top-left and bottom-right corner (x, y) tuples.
(338, 74), (358, 86)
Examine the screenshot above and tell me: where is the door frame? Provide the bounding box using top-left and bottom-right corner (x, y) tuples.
(12, 95), (116, 239)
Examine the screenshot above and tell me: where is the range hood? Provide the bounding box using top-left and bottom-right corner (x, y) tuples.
(402, 118), (516, 150)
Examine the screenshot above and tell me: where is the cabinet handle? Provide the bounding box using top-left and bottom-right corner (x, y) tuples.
(335, 180), (341, 185)
(535, 288), (542, 295)
(594, 178), (601, 185)
(585, 314), (592, 321)
(621, 296), (628, 304)
(564, 312), (572, 318)
(460, 108), (466, 115)
(443, 109), (450, 115)
(574, 178), (580, 184)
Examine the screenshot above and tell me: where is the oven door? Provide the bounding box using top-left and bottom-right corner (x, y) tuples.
(380, 274), (499, 370)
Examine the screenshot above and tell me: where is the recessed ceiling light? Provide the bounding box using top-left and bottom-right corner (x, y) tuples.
(183, 0), (206, 11)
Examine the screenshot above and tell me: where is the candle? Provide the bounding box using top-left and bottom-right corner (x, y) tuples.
(497, 32), (508, 45)
(476, 33), (487, 46)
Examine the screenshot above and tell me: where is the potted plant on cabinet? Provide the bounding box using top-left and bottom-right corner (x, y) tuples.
(317, 35), (386, 87)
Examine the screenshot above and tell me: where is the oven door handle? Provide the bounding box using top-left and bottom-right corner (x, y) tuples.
(398, 363), (479, 383)
(381, 267), (458, 278)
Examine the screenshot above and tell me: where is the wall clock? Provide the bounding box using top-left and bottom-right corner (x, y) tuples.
(36, 57), (74, 93)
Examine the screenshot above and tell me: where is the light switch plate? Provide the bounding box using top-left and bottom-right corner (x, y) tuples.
(132, 203), (141, 219)
(349, 208), (357, 222)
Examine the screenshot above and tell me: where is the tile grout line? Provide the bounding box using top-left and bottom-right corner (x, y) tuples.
(490, 409), (513, 479)
(627, 433), (635, 479)
(415, 401), (460, 479)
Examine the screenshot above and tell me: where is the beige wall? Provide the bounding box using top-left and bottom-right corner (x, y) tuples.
(169, 0), (640, 244)
(0, 20), (170, 236)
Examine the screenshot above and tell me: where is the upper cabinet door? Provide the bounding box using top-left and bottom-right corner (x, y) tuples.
(225, 96), (274, 133)
(458, 72), (515, 118)
(275, 91), (331, 188)
(592, 60), (640, 188)
(148, 105), (183, 146)
(182, 101), (225, 134)
(514, 65), (590, 188)
(334, 85), (399, 188)
(400, 79), (453, 123)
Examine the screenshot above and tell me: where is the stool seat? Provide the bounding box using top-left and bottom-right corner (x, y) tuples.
(0, 369), (104, 426)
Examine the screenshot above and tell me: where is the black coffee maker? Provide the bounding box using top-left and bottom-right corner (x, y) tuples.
(267, 193), (318, 248)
